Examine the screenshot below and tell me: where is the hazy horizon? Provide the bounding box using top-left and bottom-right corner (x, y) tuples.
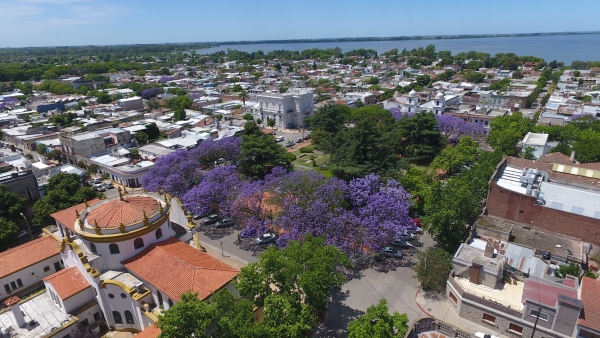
(2, 0), (600, 48)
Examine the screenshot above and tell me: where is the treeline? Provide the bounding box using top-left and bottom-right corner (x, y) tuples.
(0, 61), (145, 82)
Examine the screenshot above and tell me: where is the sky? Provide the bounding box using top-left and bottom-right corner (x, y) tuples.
(2, 0), (600, 48)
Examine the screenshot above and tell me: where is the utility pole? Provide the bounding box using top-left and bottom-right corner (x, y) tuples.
(530, 307), (541, 338)
(20, 213), (33, 240)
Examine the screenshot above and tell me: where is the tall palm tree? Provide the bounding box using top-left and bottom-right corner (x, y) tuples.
(239, 90), (248, 110)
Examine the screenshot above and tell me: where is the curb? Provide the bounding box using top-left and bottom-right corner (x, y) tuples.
(415, 290), (435, 318)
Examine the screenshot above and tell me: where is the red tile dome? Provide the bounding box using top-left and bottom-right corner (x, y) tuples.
(87, 196), (160, 228)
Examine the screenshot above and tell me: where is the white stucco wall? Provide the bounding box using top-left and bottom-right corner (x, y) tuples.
(0, 255), (63, 299)
(63, 287), (95, 313)
(102, 284), (142, 331)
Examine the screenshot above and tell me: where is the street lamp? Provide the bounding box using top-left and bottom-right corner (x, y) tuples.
(19, 213), (33, 240)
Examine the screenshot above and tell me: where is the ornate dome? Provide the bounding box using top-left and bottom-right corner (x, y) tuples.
(408, 90), (417, 97)
(87, 196), (160, 228)
(435, 92), (445, 99)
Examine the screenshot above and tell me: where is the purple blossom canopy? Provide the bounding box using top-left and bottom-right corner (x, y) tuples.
(190, 93), (201, 100)
(435, 114), (486, 141)
(141, 87), (161, 100)
(141, 137), (241, 196)
(182, 165), (243, 217)
(158, 76), (173, 83)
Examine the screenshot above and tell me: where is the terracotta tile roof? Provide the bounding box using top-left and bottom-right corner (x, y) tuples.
(135, 324), (161, 338)
(87, 196), (160, 228)
(4, 296), (19, 306)
(50, 198), (101, 232)
(122, 238), (238, 302)
(0, 236), (60, 279)
(579, 276), (600, 332)
(42, 267), (91, 300)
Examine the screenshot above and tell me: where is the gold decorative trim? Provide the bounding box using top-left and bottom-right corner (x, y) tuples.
(132, 288), (151, 301)
(115, 328), (141, 333)
(78, 213), (169, 243)
(142, 310), (159, 323)
(100, 280), (136, 294)
(60, 238), (101, 278)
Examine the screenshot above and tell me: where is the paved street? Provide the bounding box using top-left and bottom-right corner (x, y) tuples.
(194, 228), (501, 337)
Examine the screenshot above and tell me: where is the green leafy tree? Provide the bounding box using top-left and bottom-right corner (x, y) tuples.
(0, 218), (19, 252)
(95, 91), (112, 104)
(134, 131), (149, 145)
(430, 136), (478, 174)
(414, 247), (453, 291)
(305, 104), (351, 135)
(238, 122), (294, 179)
(237, 235), (350, 335)
(396, 111), (445, 165)
(47, 150), (63, 163)
(0, 185), (26, 221)
(36, 143), (47, 155)
(167, 95), (193, 111)
(75, 85), (89, 95)
(347, 299), (409, 338)
(144, 122), (161, 140)
(521, 146), (536, 160)
(239, 90), (248, 110)
(173, 108), (186, 121)
(130, 148), (140, 160)
(256, 118), (263, 125)
(243, 113), (254, 120)
(32, 173), (101, 226)
(329, 114), (400, 179)
(356, 99), (364, 107)
(157, 292), (216, 338)
(87, 164), (99, 177)
(488, 112), (533, 156)
(572, 129), (600, 163)
(267, 118), (275, 128)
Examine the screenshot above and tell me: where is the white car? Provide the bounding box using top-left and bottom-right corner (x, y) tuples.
(17, 230), (29, 239)
(256, 233), (276, 245)
(90, 178), (102, 184)
(275, 136), (284, 142)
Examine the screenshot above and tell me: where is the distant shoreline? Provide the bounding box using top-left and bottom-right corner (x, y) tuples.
(203, 31), (600, 48)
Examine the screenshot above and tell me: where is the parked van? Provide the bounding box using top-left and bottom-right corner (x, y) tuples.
(276, 136), (284, 142)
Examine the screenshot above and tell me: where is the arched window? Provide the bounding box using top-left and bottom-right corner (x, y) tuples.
(109, 244), (119, 254)
(168, 299), (173, 307)
(90, 243), (97, 254)
(155, 228), (162, 239)
(134, 238), (144, 249)
(157, 291), (163, 306)
(124, 310), (134, 324)
(113, 311), (122, 325)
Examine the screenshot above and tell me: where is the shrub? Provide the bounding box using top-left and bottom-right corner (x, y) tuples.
(299, 146), (314, 153)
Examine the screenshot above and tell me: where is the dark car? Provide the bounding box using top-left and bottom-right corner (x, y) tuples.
(193, 212), (211, 220)
(381, 247), (403, 259)
(203, 214), (221, 225)
(390, 239), (411, 249)
(215, 217), (234, 228)
(256, 233), (276, 245)
(397, 230), (415, 241)
(407, 226), (422, 234)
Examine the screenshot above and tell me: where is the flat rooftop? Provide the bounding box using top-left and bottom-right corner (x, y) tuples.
(541, 181), (600, 219)
(455, 276), (525, 311)
(0, 292), (72, 338)
(99, 270), (142, 289)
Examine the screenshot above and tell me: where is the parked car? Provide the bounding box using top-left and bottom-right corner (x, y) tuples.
(411, 217), (421, 227)
(285, 141), (294, 147)
(256, 233), (276, 245)
(276, 136), (284, 142)
(296, 138), (303, 143)
(407, 226), (422, 234)
(193, 212), (211, 220)
(90, 178), (102, 184)
(203, 214), (221, 225)
(397, 230), (415, 241)
(390, 239), (411, 249)
(17, 230), (29, 239)
(381, 247), (403, 259)
(93, 183), (106, 192)
(303, 134), (311, 140)
(215, 217), (234, 228)
(104, 182), (114, 189)
(270, 131), (277, 135)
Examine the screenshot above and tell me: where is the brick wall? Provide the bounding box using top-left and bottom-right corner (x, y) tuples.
(486, 181), (600, 246)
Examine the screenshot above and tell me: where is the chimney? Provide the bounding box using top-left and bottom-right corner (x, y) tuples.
(4, 296), (26, 327)
(484, 244), (495, 258)
(570, 150), (576, 162)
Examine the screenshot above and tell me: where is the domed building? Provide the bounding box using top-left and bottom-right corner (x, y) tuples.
(36, 188), (240, 336)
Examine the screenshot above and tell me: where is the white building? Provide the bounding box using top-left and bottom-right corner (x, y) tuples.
(404, 90), (461, 115)
(0, 190), (239, 337)
(521, 132), (550, 159)
(256, 88), (314, 128)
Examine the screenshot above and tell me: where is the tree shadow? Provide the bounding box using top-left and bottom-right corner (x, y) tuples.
(421, 288), (445, 301)
(313, 290), (365, 338)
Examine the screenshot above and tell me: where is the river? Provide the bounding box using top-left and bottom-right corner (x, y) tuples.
(197, 34), (600, 65)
